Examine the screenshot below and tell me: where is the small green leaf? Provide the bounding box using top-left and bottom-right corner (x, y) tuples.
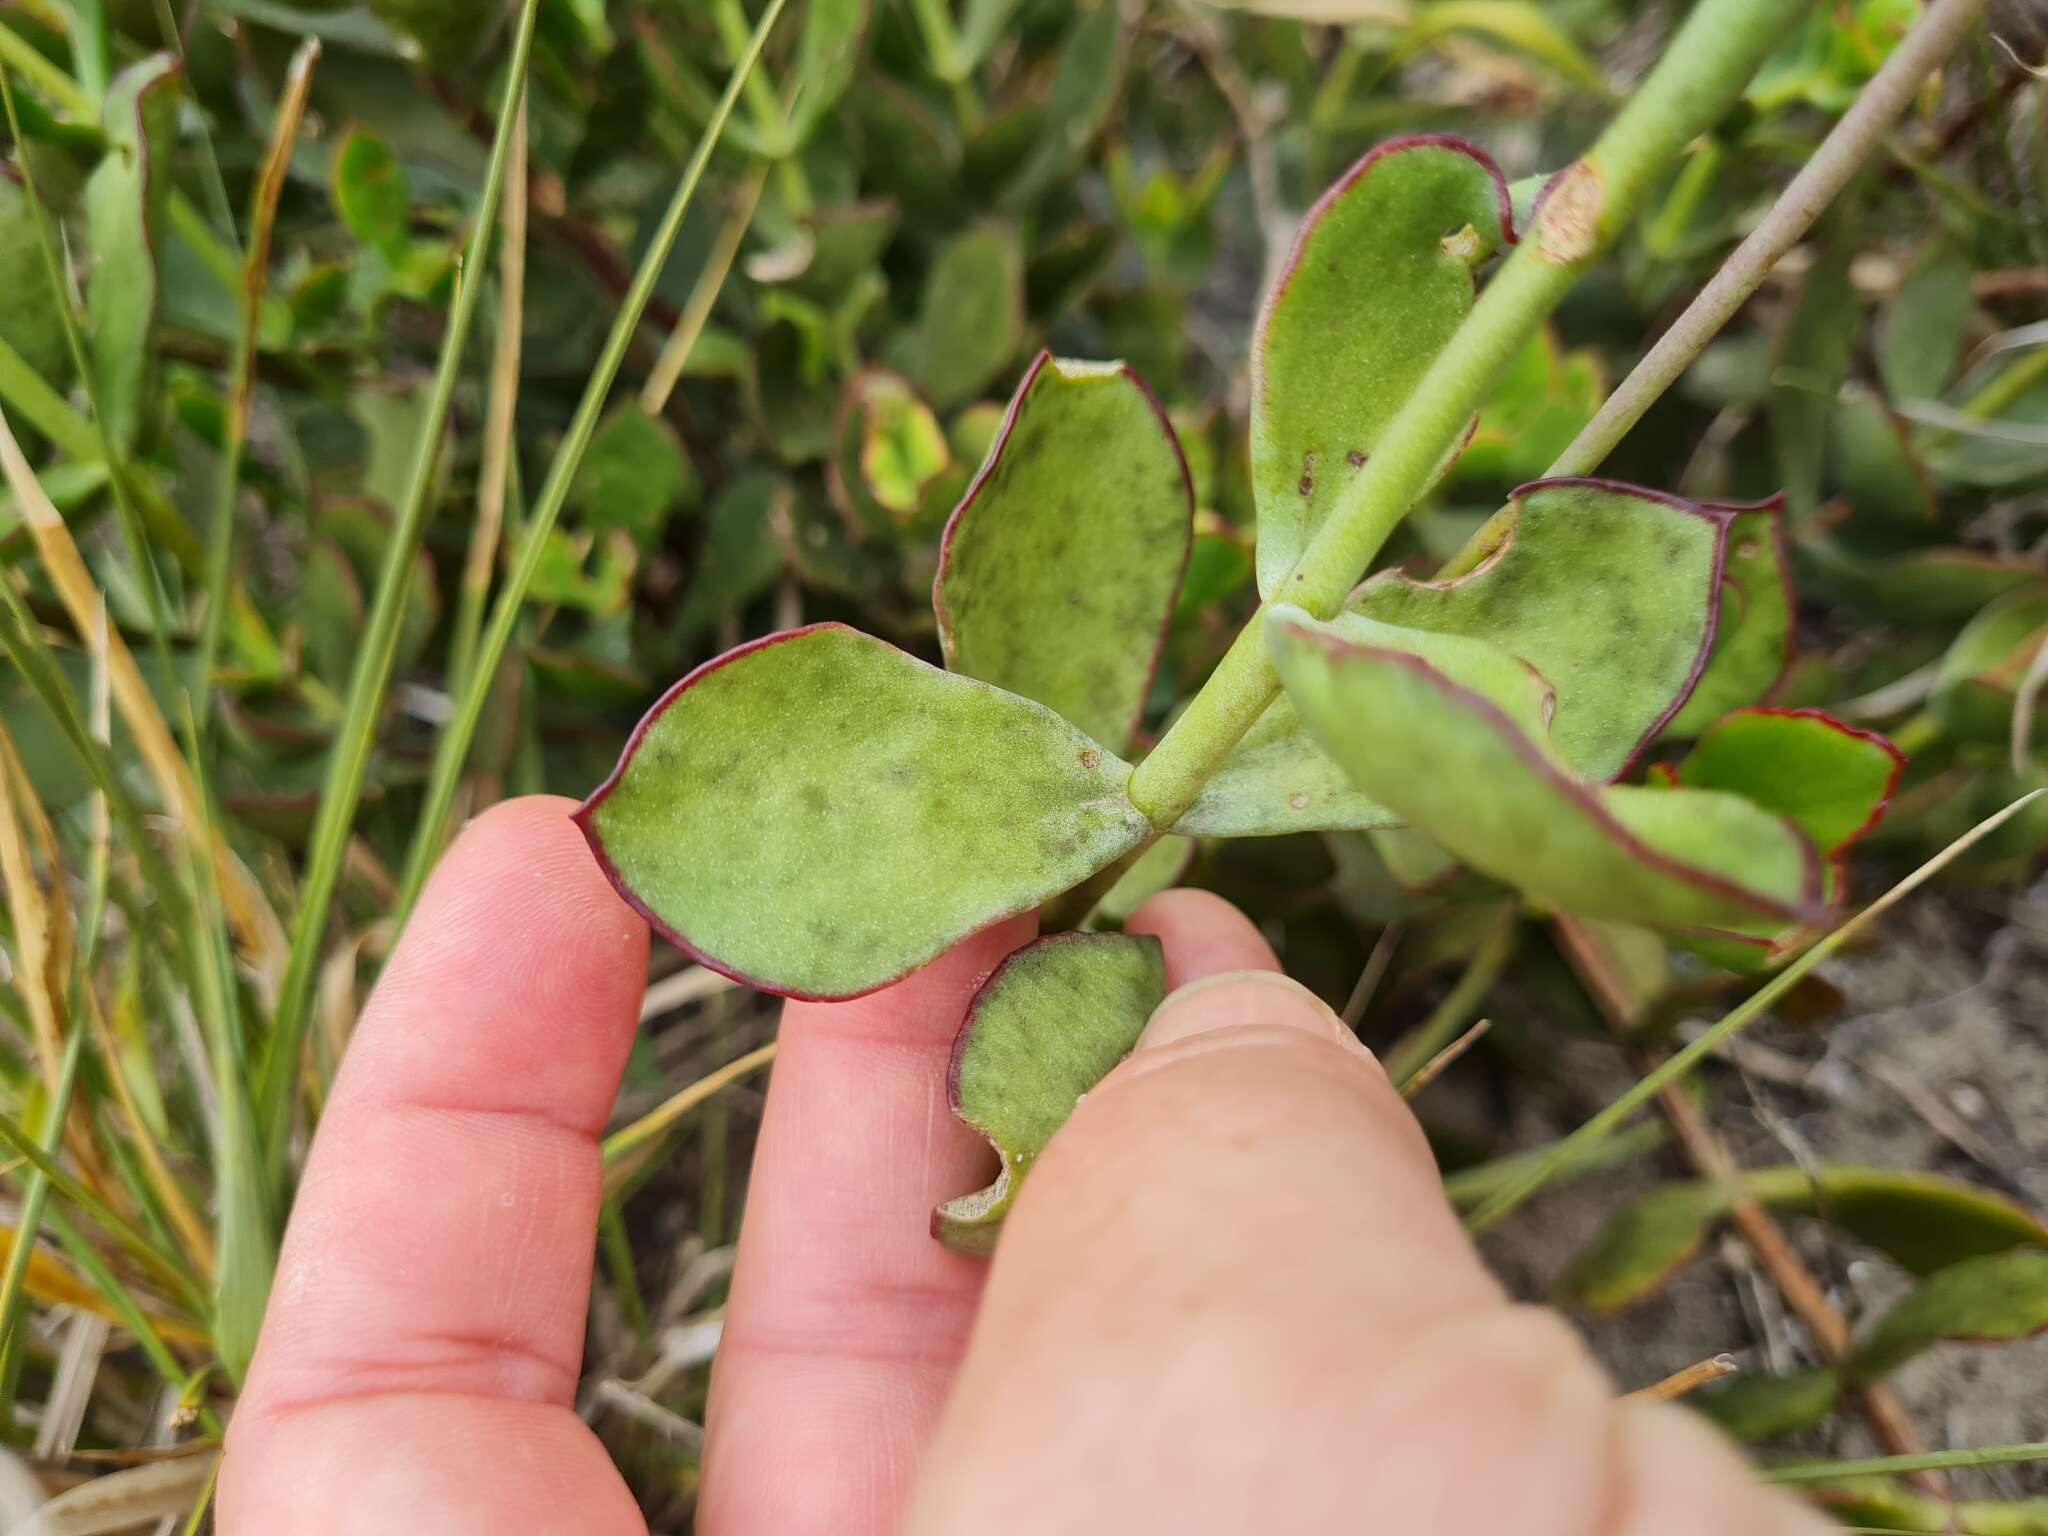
(86, 55), (180, 451)
(1878, 241), (1974, 405)
(1251, 136), (1511, 597)
(1358, 478), (1728, 777)
(1919, 354), (2048, 488)
(1830, 391), (1937, 534)
(1932, 585), (2048, 746)
(997, 2), (1124, 209)
(1267, 606), (1825, 934)
(829, 369), (948, 537)
(935, 353), (1193, 748)
(1559, 1182), (1727, 1311)
(898, 223), (1025, 409)
(1565, 1166), (2048, 1311)
(1453, 327), (1604, 487)
(331, 127), (410, 260)
(1665, 502), (1792, 737)
(1676, 709), (1903, 854)
(1796, 540), (2039, 624)
(786, 0), (867, 146)
(936, 932), (1166, 1255)
(1694, 1368), (1841, 1443)
(1849, 1249), (2048, 1383)
(675, 470), (786, 643)
(579, 626), (1151, 999)
(574, 404), (697, 551)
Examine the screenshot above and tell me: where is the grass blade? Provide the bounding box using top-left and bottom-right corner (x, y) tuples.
(395, 0), (794, 927)
(260, 0), (545, 1173)
(1466, 791), (2048, 1234)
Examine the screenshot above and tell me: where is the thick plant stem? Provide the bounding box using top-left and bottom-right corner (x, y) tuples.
(1551, 0), (1991, 477)
(1125, 0), (1801, 828)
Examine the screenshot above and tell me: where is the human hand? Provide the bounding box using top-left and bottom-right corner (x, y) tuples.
(221, 795), (1829, 1535)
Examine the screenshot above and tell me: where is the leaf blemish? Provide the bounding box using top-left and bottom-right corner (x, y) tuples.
(1299, 451), (1317, 498)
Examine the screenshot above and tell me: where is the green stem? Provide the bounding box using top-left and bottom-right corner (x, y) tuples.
(392, 0), (792, 932)
(0, 1025), (85, 1430)
(259, 0), (543, 1174)
(1464, 790), (2046, 1235)
(1761, 1443), (2048, 1485)
(1385, 915), (1515, 1086)
(1127, 0), (1800, 829)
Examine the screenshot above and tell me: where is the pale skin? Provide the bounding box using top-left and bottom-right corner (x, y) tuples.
(221, 796), (1833, 1534)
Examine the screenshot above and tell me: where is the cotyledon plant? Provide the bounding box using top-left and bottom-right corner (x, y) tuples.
(577, 119), (1901, 1253)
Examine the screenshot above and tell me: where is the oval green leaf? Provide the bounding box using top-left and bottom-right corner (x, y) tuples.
(936, 931), (1166, 1255)
(1251, 135), (1512, 597)
(1266, 605), (1826, 934)
(1358, 478), (1731, 777)
(1848, 1249), (2048, 1383)
(86, 55), (180, 452)
(1675, 708), (1903, 855)
(1664, 500), (1794, 737)
(578, 625), (1151, 999)
(935, 352), (1193, 749)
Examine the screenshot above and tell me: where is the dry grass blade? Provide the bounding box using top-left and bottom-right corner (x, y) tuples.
(0, 720), (72, 1091)
(12, 1449), (218, 1534)
(640, 163), (768, 416)
(1627, 1352), (1738, 1402)
(601, 1042), (778, 1195)
(1397, 1017), (1492, 1100)
(639, 965), (741, 1022)
(0, 409), (288, 986)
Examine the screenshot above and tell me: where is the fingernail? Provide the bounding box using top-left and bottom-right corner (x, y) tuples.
(1136, 969), (1350, 1052)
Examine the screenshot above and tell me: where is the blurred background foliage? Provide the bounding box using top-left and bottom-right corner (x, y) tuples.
(3, 0), (2048, 1524)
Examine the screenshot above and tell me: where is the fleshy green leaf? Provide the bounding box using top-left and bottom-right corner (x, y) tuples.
(1830, 391), (1936, 534)
(579, 625), (1151, 999)
(829, 369), (949, 538)
(936, 932), (1166, 1255)
(574, 404), (697, 551)
(1849, 1249), (2048, 1383)
(1356, 478), (1729, 777)
(1878, 241), (1974, 405)
(1558, 1182), (1728, 1311)
(1266, 606), (1824, 933)
(1694, 1369), (1841, 1443)
(1932, 585), (2048, 746)
(1174, 692), (1402, 837)
(934, 353), (1193, 748)
(1795, 539), (2039, 624)
(1768, 224), (1855, 523)
(86, 55), (180, 452)
(1564, 1165), (2048, 1312)
(1665, 501), (1792, 737)
(331, 127), (410, 260)
(897, 223), (1025, 409)
(1181, 608), (1557, 839)
(1675, 709), (1902, 854)
(1251, 136), (1511, 597)
(1452, 327), (1604, 487)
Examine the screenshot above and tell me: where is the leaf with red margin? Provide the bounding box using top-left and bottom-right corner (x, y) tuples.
(1266, 605), (1827, 933)
(1251, 135), (1514, 597)
(576, 625), (1151, 1000)
(1181, 477), (1734, 837)
(936, 932), (1166, 1255)
(934, 352), (1193, 751)
(1664, 499), (1794, 738)
(1355, 478), (1732, 779)
(1675, 708), (1904, 855)
(1849, 1249), (2048, 1383)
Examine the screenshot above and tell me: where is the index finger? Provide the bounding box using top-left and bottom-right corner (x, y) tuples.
(222, 796), (650, 1535)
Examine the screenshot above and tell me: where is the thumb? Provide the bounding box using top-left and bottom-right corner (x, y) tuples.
(906, 950), (1831, 1536)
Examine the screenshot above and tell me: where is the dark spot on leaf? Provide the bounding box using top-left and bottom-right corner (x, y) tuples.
(1347, 450), (1368, 468)
(1298, 451), (1317, 498)
(1079, 749), (1100, 771)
